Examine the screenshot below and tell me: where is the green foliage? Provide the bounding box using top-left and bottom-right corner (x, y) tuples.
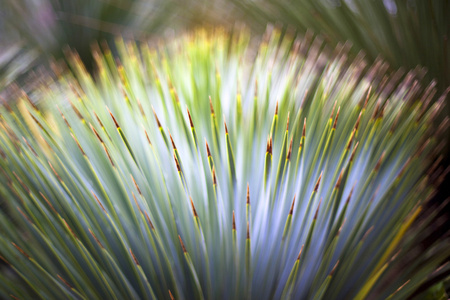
(3, 0), (448, 89)
(0, 43), (39, 90)
(234, 0), (449, 91)
(0, 29), (448, 299)
(422, 282), (447, 300)
(0, 0), (235, 71)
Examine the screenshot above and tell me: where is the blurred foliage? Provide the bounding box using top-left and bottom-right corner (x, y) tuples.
(234, 0), (449, 91)
(1, 0), (448, 90)
(422, 282), (448, 300)
(0, 0), (238, 76)
(0, 42), (39, 90)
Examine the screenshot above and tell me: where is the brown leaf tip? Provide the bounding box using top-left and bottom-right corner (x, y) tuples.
(69, 100), (83, 120)
(246, 183), (250, 205)
(17, 207), (33, 224)
(169, 290), (175, 300)
(130, 248), (140, 265)
(362, 226), (374, 241)
(268, 136), (273, 155)
(346, 185), (355, 204)
(369, 188), (378, 204)
(392, 280), (410, 296)
(48, 162), (62, 182)
(90, 123), (104, 144)
(102, 144), (115, 167)
(173, 88), (180, 103)
(130, 175), (142, 195)
(333, 106), (340, 129)
(335, 170), (343, 190)
(209, 96), (215, 114)
(190, 197), (198, 218)
(337, 219), (346, 236)
(29, 113), (44, 130)
(330, 260), (339, 276)
(302, 118), (306, 137)
(152, 106), (162, 128)
(275, 101), (279, 115)
(13, 171), (30, 194)
(350, 142), (359, 162)
(398, 157), (411, 178)
(0, 255), (10, 266)
(57, 106), (71, 128)
(89, 229), (104, 249)
(12, 242), (30, 259)
(187, 108), (194, 128)
(174, 155), (181, 172)
(314, 198), (322, 220)
(39, 192), (57, 214)
(94, 112), (105, 128)
(144, 129), (152, 146)
(289, 196), (296, 215)
(144, 211), (155, 230)
(1, 97), (13, 113)
(346, 129), (356, 150)
(178, 235), (187, 253)
(287, 137), (293, 161)
(364, 86), (372, 108)
(212, 167), (217, 185)
(375, 151), (385, 172)
(330, 101), (337, 120)
(246, 222), (250, 239)
(266, 135), (272, 154)
(286, 112), (290, 131)
(70, 133), (86, 156)
(205, 140), (211, 157)
(9, 294), (21, 300)
(314, 172), (323, 192)
(107, 107), (120, 128)
(379, 102), (387, 119)
(137, 99), (145, 116)
(389, 250), (402, 263)
(296, 244), (304, 261)
(63, 219), (78, 239)
(57, 274), (74, 289)
(224, 119), (228, 134)
(168, 130), (177, 150)
(232, 211), (236, 230)
(92, 191), (106, 213)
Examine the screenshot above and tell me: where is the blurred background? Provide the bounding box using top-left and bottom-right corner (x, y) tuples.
(0, 0), (449, 295)
(1, 0), (449, 91)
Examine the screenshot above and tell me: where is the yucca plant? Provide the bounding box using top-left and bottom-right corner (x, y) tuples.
(0, 29), (448, 299)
